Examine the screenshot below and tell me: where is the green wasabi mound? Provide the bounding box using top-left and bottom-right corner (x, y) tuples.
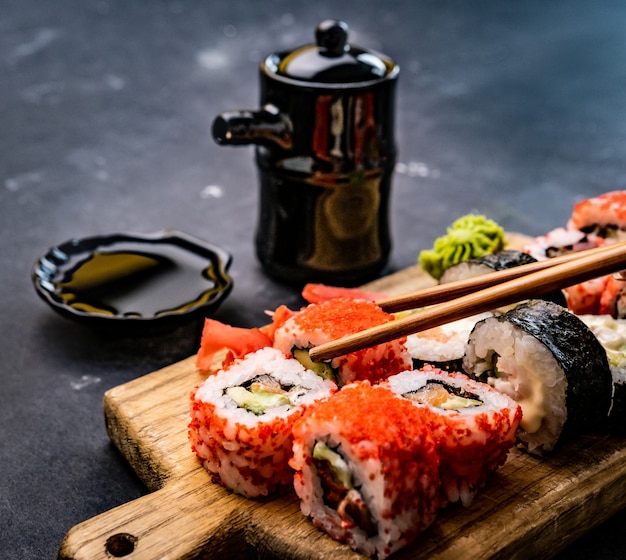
(419, 214), (506, 280)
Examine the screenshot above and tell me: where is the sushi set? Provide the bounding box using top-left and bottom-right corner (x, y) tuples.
(57, 226), (626, 559)
(57, 192), (626, 559)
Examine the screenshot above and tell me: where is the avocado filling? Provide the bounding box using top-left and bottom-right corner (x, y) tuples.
(404, 381), (483, 410)
(292, 348), (335, 381)
(312, 441), (377, 537)
(225, 374), (303, 415)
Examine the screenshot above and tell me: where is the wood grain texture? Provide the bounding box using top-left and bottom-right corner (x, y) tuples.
(58, 232), (626, 559)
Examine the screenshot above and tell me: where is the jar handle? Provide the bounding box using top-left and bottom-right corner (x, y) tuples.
(211, 104), (292, 150)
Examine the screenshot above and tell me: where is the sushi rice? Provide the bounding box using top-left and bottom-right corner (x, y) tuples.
(405, 312), (493, 372)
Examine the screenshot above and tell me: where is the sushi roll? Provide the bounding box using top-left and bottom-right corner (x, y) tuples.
(521, 226), (605, 315)
(523, 227), (600, 261)
(273, 298), (412, 387)
(439, 249), (566, 307)
(524, 191), (626, 317)
(439, 249), (538, 283)
(404, 312), (493, 373)
(567, 190), (626, 240)
(563, 276), (610, 316)
(521, 224), (607, 316)
(383, 366), (522, 507)
(290, 381), (441, 559)
(463, 300), (613, 455)
(561, 191), (626, 316)
(578, 314), (626, 434)
(188, 347), (337, 498)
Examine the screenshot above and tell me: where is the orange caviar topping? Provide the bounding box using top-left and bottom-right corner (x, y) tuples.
(292, 298), (393, 338)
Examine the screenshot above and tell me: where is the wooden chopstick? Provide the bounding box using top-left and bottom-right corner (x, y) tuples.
(376, 242), (622, 313)
(309, 240), (626, 362)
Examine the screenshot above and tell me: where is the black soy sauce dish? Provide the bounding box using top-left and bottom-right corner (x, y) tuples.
(32, 230), (233, 334)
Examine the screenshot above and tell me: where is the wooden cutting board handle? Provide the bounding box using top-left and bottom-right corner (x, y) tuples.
(57, 461), (267, 559)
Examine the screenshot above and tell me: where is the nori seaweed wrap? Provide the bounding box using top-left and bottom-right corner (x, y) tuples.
(463, 299), (612, 455)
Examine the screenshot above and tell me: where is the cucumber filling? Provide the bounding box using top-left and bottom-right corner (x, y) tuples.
(225, 374), (304, 415)
(404, 381), (482, 410)
(293, 347), (335, 381)
(312, 441), (377, 537)
(225, 386), (289, 415)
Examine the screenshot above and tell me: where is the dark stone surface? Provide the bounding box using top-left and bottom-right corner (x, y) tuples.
(2, 0), (626, 557)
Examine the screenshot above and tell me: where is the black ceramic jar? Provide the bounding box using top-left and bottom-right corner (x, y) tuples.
(212, 20), (399, 286)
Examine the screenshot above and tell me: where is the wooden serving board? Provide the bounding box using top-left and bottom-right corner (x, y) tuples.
(59, 234), (626, 559)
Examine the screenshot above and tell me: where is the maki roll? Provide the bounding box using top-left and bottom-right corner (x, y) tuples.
(290, 381), (441, 559)
(463, 300), (612, 455)
(188, 347), (337, 498)
(404, 312), (493, 373)
(440, 249), (566, 307)
(383, 366), (521, 507)
(439, 249), (538, 283)
(273, 298), (412, 387)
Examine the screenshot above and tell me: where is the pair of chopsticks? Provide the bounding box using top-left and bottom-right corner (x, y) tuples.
(308, 241), (626, 362)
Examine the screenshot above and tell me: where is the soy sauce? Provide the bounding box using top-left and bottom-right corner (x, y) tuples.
(57, 243), (222, 318)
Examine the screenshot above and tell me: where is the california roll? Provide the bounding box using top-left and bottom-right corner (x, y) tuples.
(273, 298), (412, 387)
(290, 381), (441, 559)
(383, 366), (521, 506)
(188, 347), (337, 498)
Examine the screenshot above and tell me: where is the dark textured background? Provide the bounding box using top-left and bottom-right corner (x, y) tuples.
(2, 1), (626, 557)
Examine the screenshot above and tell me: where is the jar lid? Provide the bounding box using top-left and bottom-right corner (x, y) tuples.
(263, 20), (397, 85)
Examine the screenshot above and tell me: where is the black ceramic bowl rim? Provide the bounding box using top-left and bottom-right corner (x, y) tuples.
(31, 229), (233, 332)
